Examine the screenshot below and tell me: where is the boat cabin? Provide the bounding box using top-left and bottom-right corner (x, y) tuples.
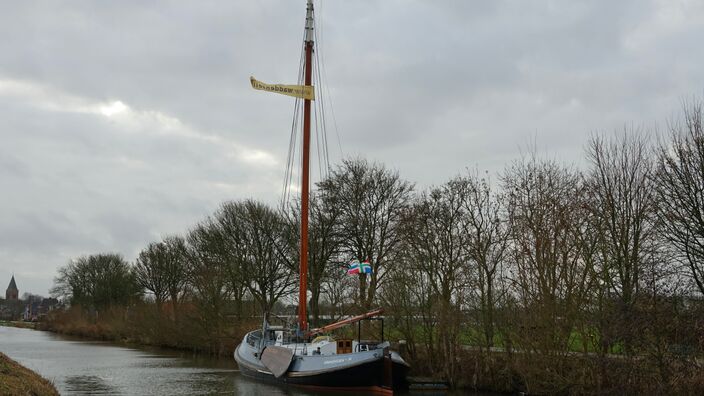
(250, 314), (388, 358)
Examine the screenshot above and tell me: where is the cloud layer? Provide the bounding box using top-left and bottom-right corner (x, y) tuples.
(1, 0), (703, 295)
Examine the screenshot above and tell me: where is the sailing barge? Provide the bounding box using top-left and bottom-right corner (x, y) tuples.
(234, 0), (409, 393)
(235, 309), (409, 391)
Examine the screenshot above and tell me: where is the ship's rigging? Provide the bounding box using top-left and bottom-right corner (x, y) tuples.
(235, 1), (409, 391)
(281, 0), (343, 212)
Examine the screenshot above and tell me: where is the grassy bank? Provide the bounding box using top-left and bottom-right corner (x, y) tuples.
(450, 348), (704, 395)
(0, 320), (37, 330)
(42, 306), (704, 394)
(0, 352), (58, 396)
(42, 305), (256, 358)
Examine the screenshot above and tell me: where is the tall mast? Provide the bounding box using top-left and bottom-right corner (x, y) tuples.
(298, 0), (314, 332)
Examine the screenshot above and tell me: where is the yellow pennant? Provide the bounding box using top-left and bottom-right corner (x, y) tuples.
(250, 76), (315, 100)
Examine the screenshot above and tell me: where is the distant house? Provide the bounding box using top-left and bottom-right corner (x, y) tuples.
(0, 304), (12, 320)
(5, 275), (18, 300)
(23, 298), (59, 322)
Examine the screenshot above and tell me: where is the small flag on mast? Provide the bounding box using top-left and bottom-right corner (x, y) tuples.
(347, 259), (372, 275)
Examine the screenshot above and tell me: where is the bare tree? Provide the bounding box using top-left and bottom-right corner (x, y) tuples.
(162, 235), (189, 321)
(215, 200), (296, 319)
(400, 181), (467, 382)
(655, 100), (704, 295)
(185, 220), (233, 346)
(457, 172), (509, 349)
(503, 155), (590, 355)
(135, 242), (170, 309)
(380, 259), (435, 369)
(134, 235), (188, 317)
(51, 253), (140, 310)
(318, 158), (414, 310)
(586, 131), (656, 307)
(585, 131), (657, 354)
(212, 203), (248, 320)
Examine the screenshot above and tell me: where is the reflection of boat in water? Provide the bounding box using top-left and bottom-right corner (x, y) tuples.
(234, 0), (409, 393)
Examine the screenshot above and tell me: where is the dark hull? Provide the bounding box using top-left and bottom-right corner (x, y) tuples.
(237, 351), (409, 391)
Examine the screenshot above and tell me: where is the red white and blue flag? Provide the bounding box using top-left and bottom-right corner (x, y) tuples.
(347, 259), (372, 275)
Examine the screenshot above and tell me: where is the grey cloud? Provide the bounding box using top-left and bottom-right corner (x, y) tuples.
(1, 0), (703, 294)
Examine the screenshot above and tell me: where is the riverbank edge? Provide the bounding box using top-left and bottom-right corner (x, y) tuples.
(1, 321), (233, 366)
(0, 320), (38, 329)
(22, 322), (508, 394)
(0, 351), (59, 396)
(35, 320), (238, 358)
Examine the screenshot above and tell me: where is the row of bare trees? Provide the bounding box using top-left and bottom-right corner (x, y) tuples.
(50, 101), (704, 391)
(50, 159), (414, 344)
(380, 103), (704, 390)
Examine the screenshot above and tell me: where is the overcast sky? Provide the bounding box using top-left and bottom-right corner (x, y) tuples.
(2, 0), (703, 296)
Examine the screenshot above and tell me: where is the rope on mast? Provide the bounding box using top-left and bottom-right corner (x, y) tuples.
(281, 22), (308, 213)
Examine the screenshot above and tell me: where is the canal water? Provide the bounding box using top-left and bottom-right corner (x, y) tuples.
(0, 326), (311, 395)
(1, 326), (477, 395)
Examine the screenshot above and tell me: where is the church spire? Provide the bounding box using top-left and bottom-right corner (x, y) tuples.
(6, 275), (18, 300)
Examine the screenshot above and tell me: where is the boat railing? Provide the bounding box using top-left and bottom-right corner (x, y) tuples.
(292, 342), (307, 356)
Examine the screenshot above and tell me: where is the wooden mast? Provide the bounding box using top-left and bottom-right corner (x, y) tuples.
(298, 0), (314, 332)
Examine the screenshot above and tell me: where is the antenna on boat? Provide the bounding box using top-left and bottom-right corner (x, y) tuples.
(298, 0), (315, 334)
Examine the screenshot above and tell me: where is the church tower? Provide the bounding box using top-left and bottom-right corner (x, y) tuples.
(5, 275), (18, 300)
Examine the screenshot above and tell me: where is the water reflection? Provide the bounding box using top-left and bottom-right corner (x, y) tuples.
(0, 326), (254, 395)
(65, 375), (118, 395)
